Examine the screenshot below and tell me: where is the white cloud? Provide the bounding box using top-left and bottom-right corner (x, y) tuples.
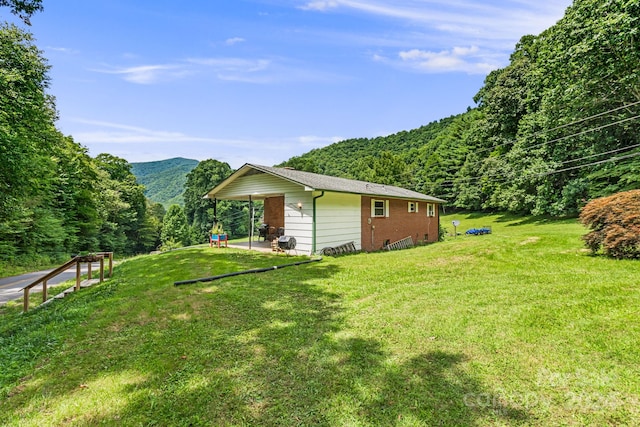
(188, 56), (344, 84)
(300, 0), (568, 38)
(187, 57), (274, 83)
(91, 58), (273, 85)
(299, 1), (340, 11)
(70, 119), (215, 144)
(67, 118), (343, 168)
(396, 46), (495, 74)
(188, 57), (271, 73)
(297, 135), (342, 147)
(298, 0), (571, 73)
(91, 64), (191, 84)
(46, 46), (78, 54)
(91, 54), (340, 85)
(69, 119), (340, 150)
(225, 37), (246, 45)
(452, 46), (479, 56)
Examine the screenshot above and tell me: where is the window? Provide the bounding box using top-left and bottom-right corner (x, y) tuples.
(408, 202), (419, 213)
(426, 203), (436, 217)
(371, 199), (388, 217)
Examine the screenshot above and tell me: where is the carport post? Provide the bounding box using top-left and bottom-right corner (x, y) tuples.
(248, 195), (252, 250)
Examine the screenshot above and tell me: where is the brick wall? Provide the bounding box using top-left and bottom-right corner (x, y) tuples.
(360, 196), (440, 251)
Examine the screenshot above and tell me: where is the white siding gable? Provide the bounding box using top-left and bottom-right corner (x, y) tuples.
(215, 173), (302, 199)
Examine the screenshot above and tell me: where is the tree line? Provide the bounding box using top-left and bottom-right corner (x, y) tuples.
(1, 22), (164, 269)
(0, 23), (249, 268)
(281, 0), (639, 217)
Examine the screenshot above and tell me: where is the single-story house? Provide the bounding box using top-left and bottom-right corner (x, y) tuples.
(204, 164), (446, 255)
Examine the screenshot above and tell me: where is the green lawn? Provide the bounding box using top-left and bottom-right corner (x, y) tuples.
(1, 213), (639, 426)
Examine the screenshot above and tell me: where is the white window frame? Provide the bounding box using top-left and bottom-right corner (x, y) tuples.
(408, 201), (419, 213)
(371, 199), (389, 217)
(426, 203), (436, 217)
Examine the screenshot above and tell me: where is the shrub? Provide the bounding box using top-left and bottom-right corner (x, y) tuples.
(579, 190), (640, 259)
(438, 223), (447, 241)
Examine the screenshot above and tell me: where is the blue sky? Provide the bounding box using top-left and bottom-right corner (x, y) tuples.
(16, 0), (571, 168)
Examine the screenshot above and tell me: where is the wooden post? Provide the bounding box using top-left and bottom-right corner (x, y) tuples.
(23, 288), (29, 312)
(99, 256), (104, 282)
(249, 195), (252, 250)
(42, 279), (48, 302)
(87, 262), (92, 280)
(108, 253), (113, 277)
(75, 261), (81, 291)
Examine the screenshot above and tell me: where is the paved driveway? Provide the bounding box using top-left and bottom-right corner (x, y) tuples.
(0, 265), (97, 306)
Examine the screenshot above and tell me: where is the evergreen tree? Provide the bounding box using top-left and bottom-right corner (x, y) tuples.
(161, 205), (190, 248)
(183, 159), (232, 243)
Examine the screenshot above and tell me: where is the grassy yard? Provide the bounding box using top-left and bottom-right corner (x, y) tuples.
(1, 213), (639, 426)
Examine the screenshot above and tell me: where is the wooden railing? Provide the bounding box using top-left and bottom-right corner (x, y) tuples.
(21, 252), (113, 313)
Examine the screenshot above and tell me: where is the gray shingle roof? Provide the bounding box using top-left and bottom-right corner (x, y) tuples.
(247, 164), (446, 203)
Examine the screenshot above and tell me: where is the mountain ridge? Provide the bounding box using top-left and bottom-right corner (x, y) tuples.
(131, 157), (199, 208)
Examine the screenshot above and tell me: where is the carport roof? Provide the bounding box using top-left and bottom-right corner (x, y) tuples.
(205, 163), (447, 203)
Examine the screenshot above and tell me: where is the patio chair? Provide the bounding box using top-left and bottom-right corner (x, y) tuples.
(267, 226), (276, 241)
(210, 233), (228, 248)
(258, 224), (269, 241)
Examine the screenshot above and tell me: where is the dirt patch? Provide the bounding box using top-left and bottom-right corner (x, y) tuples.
(172, 312), (191, 321)
(519, 237), (540, 245)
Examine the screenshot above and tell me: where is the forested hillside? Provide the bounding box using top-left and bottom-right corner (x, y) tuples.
(131, 157), (198, 208)
(281, 0), (639, 216)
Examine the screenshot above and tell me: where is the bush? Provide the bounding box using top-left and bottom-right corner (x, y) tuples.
(579, 190), (640, 259)
(438, 223), (447, 241)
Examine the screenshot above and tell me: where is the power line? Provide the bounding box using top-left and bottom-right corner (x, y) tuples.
(535, 151), (640, 177)
(459, 110), (640, 175)
(560, 142), (640, 165)
(526, 114), (640, 151)
(433, 145), (640, 194)
(429, 113), (640, 189)
(473, 100), (640, 156)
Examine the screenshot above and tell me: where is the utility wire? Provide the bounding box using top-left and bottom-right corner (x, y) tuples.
(433, 146), (640, 193)
(458, 110), (640, 175)
(560, 142), (640, 165)
(428, 113), (640, 188)
(526, 114), (640, 151)
(473, 100), (640, 156)
(535, 151), (640, 177)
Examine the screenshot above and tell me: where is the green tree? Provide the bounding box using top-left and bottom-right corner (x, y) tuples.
(279, 156), (320, 173)
(0, 23), (63, 261)
(161, 205), (190, 248)
(1, 20), (170, 267)
(52, 136), (101, 253)
(183, 159), (233, 242)
(132, 200), (165, 253)
(94, 154), (148, 254)
(350, 151), (413, 189)
(531, 0), (640, 214)
(0, 0), (43, 25)
(0, 24), (53, 215)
